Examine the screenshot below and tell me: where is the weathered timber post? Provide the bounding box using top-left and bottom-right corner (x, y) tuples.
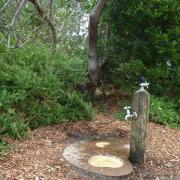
(129, 82), (150, 164)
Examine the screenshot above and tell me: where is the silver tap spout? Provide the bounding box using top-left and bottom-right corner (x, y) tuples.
(124, 106), (137, 120)
(125, 112), (137, 120)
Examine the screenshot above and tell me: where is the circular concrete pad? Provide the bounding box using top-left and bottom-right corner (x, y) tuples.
(63, 137), (133, 178)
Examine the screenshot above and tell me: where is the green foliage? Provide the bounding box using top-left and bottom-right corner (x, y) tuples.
(100, 0), (180, 97)
(0, 44), (92, 139)
(150, 96), (180, 128)
(58, 92), (93, 121)
(54, 54), (88, 87)
(0, 140), (7, 156)
(113, 111), (126, 121)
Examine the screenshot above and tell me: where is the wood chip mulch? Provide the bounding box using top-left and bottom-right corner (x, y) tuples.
(0, 108), (179, 180)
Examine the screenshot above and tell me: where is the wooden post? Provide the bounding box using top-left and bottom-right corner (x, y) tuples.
(129, 86), (150, 164)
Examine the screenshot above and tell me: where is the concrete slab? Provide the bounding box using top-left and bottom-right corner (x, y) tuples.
(63, 137), (133, 178)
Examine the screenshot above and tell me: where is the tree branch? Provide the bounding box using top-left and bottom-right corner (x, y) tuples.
(7, 0), (27, 49)
(9, 0), (27, 28)
(28, 0), (57, 54)
(0, 0), (13, 13)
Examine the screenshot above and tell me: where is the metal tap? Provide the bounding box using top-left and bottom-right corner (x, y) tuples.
(124, 106), (137, 120)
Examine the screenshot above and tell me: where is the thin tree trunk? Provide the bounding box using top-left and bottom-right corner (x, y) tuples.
(49, 0), (53, 20)
(0, 0), (13, 13)
(9, 0), (27, 28)
(29, 0), (57, 54)
(88, 0), (108, 97)
(7, 0), (27, 49)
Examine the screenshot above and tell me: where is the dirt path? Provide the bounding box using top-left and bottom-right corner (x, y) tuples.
(0, 109), (179, 180)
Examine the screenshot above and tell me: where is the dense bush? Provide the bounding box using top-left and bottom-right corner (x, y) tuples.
(100, 0), (180, 98)
(150, 96), (179, 128)
(0, 44), (92, 139)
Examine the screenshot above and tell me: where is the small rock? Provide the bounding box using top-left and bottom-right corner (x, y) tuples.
(165, 163), (173, 168)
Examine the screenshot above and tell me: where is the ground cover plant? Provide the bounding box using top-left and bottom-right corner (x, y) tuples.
(0, 139), (7, 156)
(150, 96), (179, 128)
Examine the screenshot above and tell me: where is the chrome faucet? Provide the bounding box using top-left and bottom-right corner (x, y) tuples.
(124, 106), (137, 120)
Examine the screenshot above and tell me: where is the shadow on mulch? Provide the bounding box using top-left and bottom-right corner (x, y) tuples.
(64, 120), (129, 140)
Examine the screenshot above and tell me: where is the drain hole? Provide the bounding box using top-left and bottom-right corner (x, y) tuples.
(88, 155), (124, 168)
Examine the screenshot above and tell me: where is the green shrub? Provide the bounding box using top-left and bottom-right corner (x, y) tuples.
(0, 140), (7, 156)
(0, 44), (92, 139)
(150, 96), (180, 128)
(113, 111), (126, 121)
(100, 0), (180, 98)
(0, 113), (28, 138)
(58, 92), (93, 121)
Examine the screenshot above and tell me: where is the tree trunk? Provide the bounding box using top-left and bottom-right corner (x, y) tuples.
(88, 0), (108, 97)
(29, 0), (57, 54)
(0, 0), (13, 13)
(8, 0), (27, 49)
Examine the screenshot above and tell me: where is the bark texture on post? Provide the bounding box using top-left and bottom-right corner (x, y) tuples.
(129, 89), (150, 164)
(88, 0), (108, 97)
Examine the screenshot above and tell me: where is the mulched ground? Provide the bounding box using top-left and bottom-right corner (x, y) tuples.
(0, 97), (179, 180)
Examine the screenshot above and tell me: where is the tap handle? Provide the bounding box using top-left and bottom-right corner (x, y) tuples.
(124, 106), (131, 115)
(124, 106), (131, 110)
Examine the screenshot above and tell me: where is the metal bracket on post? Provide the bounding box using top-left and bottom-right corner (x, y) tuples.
(140, 82), (150, 91)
